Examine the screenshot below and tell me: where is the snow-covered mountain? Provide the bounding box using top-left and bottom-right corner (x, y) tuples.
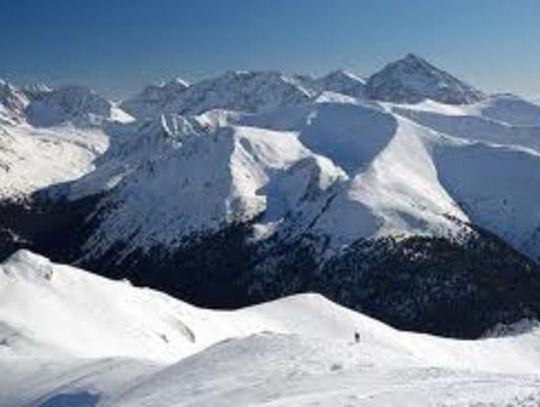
(2, 250), (540, 407)
(121, 70), (370, 121)
(25, 85), (115, 127)
(315, 69), (366, 98)
(0, 81), (114, 201)
(0, 79), (28, 124)
(120, 77), (189, 119)
(366, 53), (485, 104)
(1, 55), (540, 339)
(52, 93), (540, 263)
(0, 123), (108, 201)
(121, 71), (315, 119)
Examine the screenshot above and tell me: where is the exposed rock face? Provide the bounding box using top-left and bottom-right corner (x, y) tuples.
(366, 54), (485, 104)
(25, 85), (113, 127)
(0, 80), (29, 123)
(315, 70), (366, 98)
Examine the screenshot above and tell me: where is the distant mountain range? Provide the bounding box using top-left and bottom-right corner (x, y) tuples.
(2, 54), (540, 338)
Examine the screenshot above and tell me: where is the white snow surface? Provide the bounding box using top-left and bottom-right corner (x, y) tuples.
(0, 80), (127, 200)
(78, 121), (346, 259)
(389, 93), (540, 261)
(1, 251), (540, 406)
(26, 88), (540, 262)
(2, 60), (540, 262)
(0, 123), (108, 200)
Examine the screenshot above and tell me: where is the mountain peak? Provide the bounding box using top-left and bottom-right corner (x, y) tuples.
(161, 77), (190, 90)
(366, 53), (485, 104)
(402, 52), (426, 63)
(120, 78), (190, 119)
(316, 70), (366, 98)
(323, 69), (365, 83)
(0, 80), (29, 122)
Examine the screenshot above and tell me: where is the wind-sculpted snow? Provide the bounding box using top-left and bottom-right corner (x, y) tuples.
(298, 102), (397, 174)
(366, 54), (485, 104)
(2, 252), (540, 406)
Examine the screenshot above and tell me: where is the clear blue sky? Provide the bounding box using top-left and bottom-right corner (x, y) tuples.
(1, 0), (538, 98)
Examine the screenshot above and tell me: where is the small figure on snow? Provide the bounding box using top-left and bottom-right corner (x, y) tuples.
(354, 331), (360, 343)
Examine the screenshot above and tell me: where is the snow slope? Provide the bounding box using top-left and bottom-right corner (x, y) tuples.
(388, 94), (540, 261)
(434, 141), (540, 263)
(309, 116), (469, 246)
(1, 251), (540, 406)
(473, 93), (540, 126)
(0, 80), (136, 200)
(76, 121), (345, 259)
(0, 123), (108, 200)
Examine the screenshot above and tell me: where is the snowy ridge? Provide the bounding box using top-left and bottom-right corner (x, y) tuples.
(390, 94), (540, 262)
(121, 71), (315, 119)
(22, 82), (52, 99)
(1, 252), (540, 406)
(315, 69), (366, 98)
(120, 78), (189, 119)
(309, 115), (469, 246)
(78, 122), (345, 259)
(59, 114), (202, 201)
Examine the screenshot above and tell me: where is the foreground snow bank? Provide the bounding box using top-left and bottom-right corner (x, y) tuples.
(1, 251), (540, 406)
